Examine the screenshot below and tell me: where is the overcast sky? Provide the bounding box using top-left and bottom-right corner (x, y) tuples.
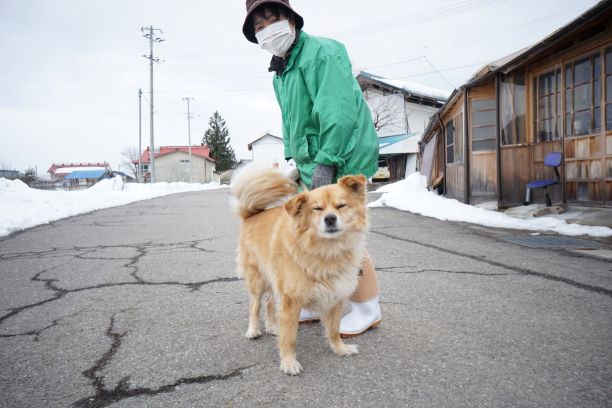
(0, 0), (599, 176)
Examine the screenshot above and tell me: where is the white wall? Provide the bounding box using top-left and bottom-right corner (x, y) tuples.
(405, 153), (417, 176)
(405, 101), (438, 134)
(363, 90), (438, 136)
(154, 151), (215, 183)
(251, 136), (287, 168)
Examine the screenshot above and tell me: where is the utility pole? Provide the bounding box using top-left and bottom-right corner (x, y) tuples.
(141, 25), (164, 183)
(182, 97), (194, 183)
(138, 89), (142, 182)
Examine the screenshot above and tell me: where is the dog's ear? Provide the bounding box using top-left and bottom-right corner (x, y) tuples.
(284, 192), (308, 217)
(338, 174), (366, 196)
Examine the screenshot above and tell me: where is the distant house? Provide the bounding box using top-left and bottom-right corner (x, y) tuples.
(356, 71), (450, 180)
(136, 146), (216, 183)
(248, 133), (286, 168)
(111, 171), (136, 183)
(0, 169), (22, 180)
(64, 169), (113, 190)
(47, 162), (110, 182)
(419, 1), (612, 207)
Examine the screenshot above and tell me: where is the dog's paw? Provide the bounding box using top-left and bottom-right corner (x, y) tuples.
(333, 343), (358, 356)
(245, 328), (262, 339)
(279, 358), (303, 375)
(265, 324), (279, 336)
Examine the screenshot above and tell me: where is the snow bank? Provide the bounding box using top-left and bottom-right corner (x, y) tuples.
(0, 176), (227, 237)
(369, 173), (612, 238)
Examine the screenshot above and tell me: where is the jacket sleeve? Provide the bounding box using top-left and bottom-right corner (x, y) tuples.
(302, 46), (358, 170)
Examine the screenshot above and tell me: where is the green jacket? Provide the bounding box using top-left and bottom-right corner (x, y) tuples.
(273, 31), (379, 187)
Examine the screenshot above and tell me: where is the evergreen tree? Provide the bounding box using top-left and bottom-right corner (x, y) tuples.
(201, 111), (236, 173)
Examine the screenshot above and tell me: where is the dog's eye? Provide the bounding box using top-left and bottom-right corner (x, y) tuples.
(313, 206), (323, 211)
(336, 203), (347, 209)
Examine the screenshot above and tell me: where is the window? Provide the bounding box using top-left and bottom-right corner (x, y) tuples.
(500, 71), (526, 145)
(565, 52), (602, 137)
(446, 120), (454, 164)
(471, 99), (496, 151)
(533, 68), (562, 142)
(446, 113), (464, 164)
(606, 47), (612, 131)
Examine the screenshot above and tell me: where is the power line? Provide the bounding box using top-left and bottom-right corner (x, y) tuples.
(327, 0), (510, 39)
(422, 56), (456, 89)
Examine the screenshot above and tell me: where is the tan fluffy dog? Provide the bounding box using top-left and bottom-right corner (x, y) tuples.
(231, 167), (368, 375)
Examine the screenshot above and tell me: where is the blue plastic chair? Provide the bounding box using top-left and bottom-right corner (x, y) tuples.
(524, 152), (562, 207)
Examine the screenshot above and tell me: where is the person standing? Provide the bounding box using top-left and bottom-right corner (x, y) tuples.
(242, 0), (381, 337)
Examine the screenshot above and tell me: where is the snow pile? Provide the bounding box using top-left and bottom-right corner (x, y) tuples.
(369, 173), (612, 238)
(0, 176), (227, 237)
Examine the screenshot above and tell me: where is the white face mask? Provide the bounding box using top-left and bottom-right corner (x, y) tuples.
(255, 20), (295, 57)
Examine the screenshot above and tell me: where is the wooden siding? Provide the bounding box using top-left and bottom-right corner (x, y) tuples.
(468, 80), (497, 203)
(500, 145), (530, 206)
(446, 164), (465, 200)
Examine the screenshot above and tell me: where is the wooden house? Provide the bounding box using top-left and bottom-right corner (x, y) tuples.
(419, 1), (612, 207)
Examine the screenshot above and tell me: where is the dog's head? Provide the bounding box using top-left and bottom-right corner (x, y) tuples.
(283, 175), (368, 239)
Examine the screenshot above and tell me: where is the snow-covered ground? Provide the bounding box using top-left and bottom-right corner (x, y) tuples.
(0, 176), (227, 237)
(369, 173), (612, 238)
(3, 173), (610, 239)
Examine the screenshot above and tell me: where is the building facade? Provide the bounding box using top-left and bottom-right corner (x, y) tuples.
(137, 146), (216, 183)
(248, 133), (286, 168)
(357, 72), (450, 180)
(420, 1), (612, 207)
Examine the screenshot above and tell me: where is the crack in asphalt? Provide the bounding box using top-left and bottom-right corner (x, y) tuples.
(0, 238), (221, 261)
(0, 310), (85, 341)
(372, 230), (612, 298)
(0, 239), (240, 329)
(72, 313), (255, 408)
(0, 275), (241, 325)
(377, 266), (516, 276)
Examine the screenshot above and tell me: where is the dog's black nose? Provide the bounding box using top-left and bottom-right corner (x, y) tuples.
(324, 214), (337, 226)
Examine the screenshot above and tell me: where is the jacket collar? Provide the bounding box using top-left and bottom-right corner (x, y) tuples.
(268, 30), (307, 76)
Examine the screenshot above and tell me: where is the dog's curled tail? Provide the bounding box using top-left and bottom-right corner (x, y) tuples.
(231, 166), (297, 220)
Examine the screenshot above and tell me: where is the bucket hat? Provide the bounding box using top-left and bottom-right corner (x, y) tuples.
(243, 0), (304, 43)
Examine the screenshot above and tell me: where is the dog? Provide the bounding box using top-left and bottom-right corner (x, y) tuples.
(231, 167), (368, 375)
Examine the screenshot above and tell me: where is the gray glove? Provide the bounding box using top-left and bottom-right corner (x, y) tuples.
(310, 163), (336, 190)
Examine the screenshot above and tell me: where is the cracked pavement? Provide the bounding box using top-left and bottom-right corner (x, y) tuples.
(1, 188), (611, 407)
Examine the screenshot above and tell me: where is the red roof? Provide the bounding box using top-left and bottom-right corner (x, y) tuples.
(136, 146), (214, 164)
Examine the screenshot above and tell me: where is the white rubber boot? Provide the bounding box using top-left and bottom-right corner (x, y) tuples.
(299, 308), (320, 323)
(339, 296), (381, 337)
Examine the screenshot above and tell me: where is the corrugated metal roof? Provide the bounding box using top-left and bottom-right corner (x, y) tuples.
(64, 170), (108, 180)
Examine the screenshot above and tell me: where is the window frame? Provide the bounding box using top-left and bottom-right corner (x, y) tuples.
(531, 65), (563, 143)
(446, 119), (455, 164)
(564, 51), (603, 138)
(470, 98), (497, 152)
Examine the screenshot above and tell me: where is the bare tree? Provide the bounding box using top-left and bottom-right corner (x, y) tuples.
(367, 94), (406, 134)
(121, 147), (140, 178)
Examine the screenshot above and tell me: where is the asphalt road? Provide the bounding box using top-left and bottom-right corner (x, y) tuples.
(1, 187), (611, 408)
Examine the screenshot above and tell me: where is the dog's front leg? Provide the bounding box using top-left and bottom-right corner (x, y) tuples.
(278, 295), (303, 375)
(322, 302), (358, 356)
(265, 294), (279, 335)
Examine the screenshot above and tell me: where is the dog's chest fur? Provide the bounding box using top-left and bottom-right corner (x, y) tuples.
(304, 264), (359, 311)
